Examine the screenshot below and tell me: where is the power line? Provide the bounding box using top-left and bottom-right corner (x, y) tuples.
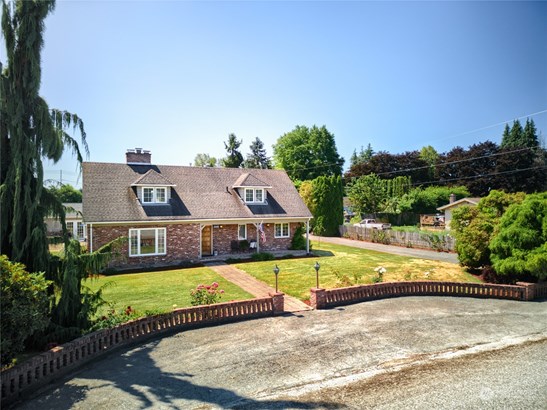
(287, 109), (546, 175)
(424, 109), (547, 144)
(373, 147), (537, 178)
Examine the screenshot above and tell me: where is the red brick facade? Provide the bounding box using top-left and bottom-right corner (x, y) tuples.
(89, 223), (201, 268)
(89, 222), (303, 268)
(211, 222), (300, 255)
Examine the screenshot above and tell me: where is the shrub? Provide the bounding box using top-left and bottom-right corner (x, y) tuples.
(251, 252), (275, 261)
(1, 256), (51, 366)
(89, 305), (141, 332)
(190, 282), (225, 306)
(289, 225), (307, 250)
(490, 192), (547, 280)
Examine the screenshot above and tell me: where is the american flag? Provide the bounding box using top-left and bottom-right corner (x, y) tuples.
(259, 223), (266, 243)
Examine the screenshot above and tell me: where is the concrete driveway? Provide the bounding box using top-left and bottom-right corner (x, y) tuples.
(310, 235), (459, 263)
(16, 297), (547, 409)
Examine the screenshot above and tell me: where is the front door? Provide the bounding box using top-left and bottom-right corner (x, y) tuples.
(201, 225), (212, 256)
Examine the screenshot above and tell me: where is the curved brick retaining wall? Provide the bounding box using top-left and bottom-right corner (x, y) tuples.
(1, 294), (283, 406)
(310, 281), (546, 309)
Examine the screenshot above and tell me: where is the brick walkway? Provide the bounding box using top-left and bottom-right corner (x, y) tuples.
(205, 261), (312, 313)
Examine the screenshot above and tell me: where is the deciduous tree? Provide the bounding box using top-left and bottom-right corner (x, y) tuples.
(47, 183), (82, 202)
(273, 125), (344, 181)
(194, 153), (217, 167)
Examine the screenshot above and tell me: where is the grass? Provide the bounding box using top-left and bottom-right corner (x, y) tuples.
(85, 267), (254, 315)
(234, 240), (480, 301)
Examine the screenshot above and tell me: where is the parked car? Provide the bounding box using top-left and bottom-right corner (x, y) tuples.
(353, 219), (391, 230)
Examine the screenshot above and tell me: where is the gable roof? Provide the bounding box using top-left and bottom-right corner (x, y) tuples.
(232, 173), (271, 188)
(437, 197), (481, 211)
(131, 169), (175, 186)
(83, 163), (312, 223)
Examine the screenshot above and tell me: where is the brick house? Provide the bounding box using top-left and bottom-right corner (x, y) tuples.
(83, 148), (312, 268)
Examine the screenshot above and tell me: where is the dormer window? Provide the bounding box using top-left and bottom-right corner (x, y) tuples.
(245, 188), (265, 204)
(142, 187), (167, 204)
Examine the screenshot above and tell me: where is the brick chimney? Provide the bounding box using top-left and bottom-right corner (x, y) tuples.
(126, 148), (151, 164)
(449, 193), (456, 203)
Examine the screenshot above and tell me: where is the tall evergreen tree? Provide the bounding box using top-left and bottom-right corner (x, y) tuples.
(522, 118), (539, 148)
(350, 144), (374, 167)
(244, 137), (271, 169)
(501, 120), (524, 148)
(220, 133), (244, 168)
(0, 0), (88, 273)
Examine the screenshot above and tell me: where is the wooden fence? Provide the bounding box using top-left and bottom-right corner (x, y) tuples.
(1, 295), (282, 405)
(339, 225), (455, 252)
(310, 281), (545, 309)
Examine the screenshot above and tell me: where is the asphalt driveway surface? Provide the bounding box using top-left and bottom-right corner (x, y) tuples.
(15, 297), (547, 409)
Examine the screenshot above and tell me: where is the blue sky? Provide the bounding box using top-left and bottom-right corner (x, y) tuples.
(10, 1), (547, 187)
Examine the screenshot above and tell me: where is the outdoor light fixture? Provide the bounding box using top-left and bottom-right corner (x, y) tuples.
(273, 264), (280, 293)
(314, 261), (320, 288)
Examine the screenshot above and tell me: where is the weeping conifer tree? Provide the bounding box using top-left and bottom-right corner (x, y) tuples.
(0, 0), (88, 274)
(0, 1), (120, 336)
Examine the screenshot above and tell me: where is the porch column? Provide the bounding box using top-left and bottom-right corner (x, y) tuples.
(256, 224), (260, 253)
(306, 220), (310, 254)
(89, 223), (93, 252)
(199, 224), (203, 258)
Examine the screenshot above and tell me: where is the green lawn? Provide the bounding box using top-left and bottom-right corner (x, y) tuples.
(235, 241), (480, 301)
(85, 267), (254, 315)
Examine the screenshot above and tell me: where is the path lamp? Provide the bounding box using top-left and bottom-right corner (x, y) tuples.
(273, 264), (280, 293)
(314, 261), (320, 288)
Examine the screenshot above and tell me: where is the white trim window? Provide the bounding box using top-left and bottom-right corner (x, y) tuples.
(129, 228), (166, 256)
(76, 222), (85, 240)
(274, 223), (290, 238)
(142, 187), (167, 204)
(238, 224), (247, 240)
(244, 188), (265, 204)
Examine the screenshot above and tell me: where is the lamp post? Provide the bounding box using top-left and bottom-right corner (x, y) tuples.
(314, 261), (320, 288)
(273, 264), (280, 293)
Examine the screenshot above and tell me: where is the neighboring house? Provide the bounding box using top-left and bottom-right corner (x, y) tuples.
(83, 148), (313, 268)
(437, 194), (481, 229)
(45, 202), (86, 241)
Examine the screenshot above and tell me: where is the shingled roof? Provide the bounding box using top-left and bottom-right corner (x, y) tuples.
(131, 169), (175, 186)
(83, 163), (312, 223)
(232, 173), (271, 188)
